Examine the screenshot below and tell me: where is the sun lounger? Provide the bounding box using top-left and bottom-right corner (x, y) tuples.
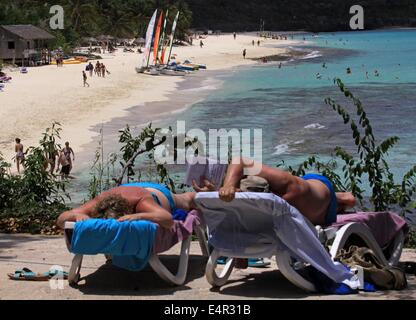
(0, 76), (12, 83)
(194, 192), (406, 292)
(64, 210), (209, 286)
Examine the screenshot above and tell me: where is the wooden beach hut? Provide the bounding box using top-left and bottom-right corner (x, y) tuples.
(0, 25), (55, 66)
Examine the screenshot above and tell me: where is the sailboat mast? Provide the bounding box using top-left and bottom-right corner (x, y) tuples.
(159, 9), (169, 65)
(153, 11), (164, 65)
(142, 9), (158, 69)
(167, 11), (180, 64)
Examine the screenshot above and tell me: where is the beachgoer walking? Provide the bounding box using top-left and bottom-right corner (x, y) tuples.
(243, 49), (247, 59)
(252, 40), (255, 46)
(257, 40), (260, 46)
(56, 150), (71, 180)
(95, 61), (101, 77)
(14, 138), (25, 174)
(200, 40), (204, 48)
(45, 142), (58, 174)
(101, 64), (106, 78)
(83, 71), (90, 87)
(62, 142), (75, 173)
(87, 62), (94, 77)
(233, 32), (236, 40)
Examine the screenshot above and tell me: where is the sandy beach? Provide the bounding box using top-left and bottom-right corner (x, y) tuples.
(0, 34), (298, 167)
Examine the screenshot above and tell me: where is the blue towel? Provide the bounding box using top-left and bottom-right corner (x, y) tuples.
(71, 219), (157, 271)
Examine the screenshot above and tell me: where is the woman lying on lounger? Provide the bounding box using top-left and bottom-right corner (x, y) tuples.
(214, 157), (357, 226)
(56, 182), (215, 229)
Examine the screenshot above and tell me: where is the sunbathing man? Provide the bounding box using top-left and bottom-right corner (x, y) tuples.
(56, 182), (201, 230)
(217, 157), (356, 226)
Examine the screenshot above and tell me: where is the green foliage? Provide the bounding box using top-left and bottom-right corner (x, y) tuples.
(0, 124), (70, 234)
(406, 230), (416, 249)
(88, 127), (118, 199)
(0, 0), (193, 47)
(187, 0), (416, 32)
(88, 123), (198, 196)
(286, 79), (416, 215)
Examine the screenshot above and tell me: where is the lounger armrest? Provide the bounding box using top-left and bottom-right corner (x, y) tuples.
(64, 222), (76, 251)
(65, 222), (76, 230)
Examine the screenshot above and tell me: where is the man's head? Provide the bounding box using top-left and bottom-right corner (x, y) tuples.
(15, 138), (21, 144)
(95, 194), (133, 219)
(65, 142), (69, 147)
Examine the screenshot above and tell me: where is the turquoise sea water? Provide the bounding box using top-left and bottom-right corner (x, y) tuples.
(167, 29), (416, 187)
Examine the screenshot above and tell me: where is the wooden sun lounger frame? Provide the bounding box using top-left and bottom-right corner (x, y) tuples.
(64, 221), (209, 286)
(205, 221), (405, 292)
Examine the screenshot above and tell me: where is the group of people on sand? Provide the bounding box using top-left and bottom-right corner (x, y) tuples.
(45, 141), (75, 179)
(83, 61), (110, 87)
(14, 139), (75, 179)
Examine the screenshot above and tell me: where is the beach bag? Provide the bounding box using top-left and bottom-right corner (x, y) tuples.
(335, 245), (407, 290)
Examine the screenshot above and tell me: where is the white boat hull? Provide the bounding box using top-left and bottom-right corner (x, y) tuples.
(160, 68), (186, 76)
(136, 66), (160, 76)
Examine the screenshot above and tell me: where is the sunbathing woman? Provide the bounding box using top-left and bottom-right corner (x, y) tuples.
(56, 182), (205, 230)
(217, 157), (357, 226)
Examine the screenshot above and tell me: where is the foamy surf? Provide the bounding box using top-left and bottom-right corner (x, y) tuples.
(273, 143), (291, 155)
(300, 50), (322, 60)
(304, 123), (325, 129)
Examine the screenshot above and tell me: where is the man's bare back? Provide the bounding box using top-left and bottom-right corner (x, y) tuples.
(219, 158), (356, 225)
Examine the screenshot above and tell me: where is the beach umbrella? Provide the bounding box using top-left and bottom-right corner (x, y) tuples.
(97, 35), (114, 41)
(133, 37), (146, 45)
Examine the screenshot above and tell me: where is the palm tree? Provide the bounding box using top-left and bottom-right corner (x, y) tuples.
(65, 0), (99, 35)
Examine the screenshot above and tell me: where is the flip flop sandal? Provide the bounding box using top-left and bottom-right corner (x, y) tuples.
(8, 268), (49, 281)
(248, 258), (271, 268)
(45, 269), (69, 280)
(216, 257), (228, 265)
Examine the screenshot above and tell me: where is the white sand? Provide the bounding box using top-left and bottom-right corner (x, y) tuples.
(0, 34), (298, 166)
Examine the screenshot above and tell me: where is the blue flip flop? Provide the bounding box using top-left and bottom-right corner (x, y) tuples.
(46, 269), (69, 279)
(248, 258), (271, 268)
(8, 268), (68, 281)
(8, 268), (49, 281)
(216, 257), (228, 265)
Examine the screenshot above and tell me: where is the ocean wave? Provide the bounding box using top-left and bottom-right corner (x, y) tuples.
(181, 78), (222, 93)
(273, 143), (291, 155)
(300, 50), (322, 60)
(304, 123), (325, 129)
(181, 85), (219, 92)
(293, 140), (305, 145)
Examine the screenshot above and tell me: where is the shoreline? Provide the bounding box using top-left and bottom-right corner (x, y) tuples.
(0, 34), (300, 171)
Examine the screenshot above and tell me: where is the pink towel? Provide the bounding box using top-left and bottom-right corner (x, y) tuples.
(333, 211), (408, 248)
(153, 210), (203, 254)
